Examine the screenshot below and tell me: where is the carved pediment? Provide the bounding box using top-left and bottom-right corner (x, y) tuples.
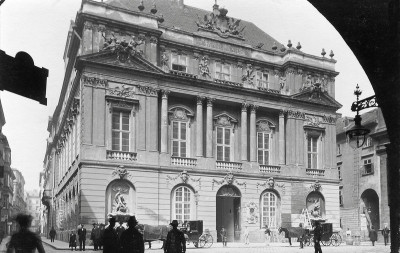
(292, 90), (342, 109)
(214, 112), (238, 128)
(76, 51), (164, 75)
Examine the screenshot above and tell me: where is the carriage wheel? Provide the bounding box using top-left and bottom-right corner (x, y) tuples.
(203, 234), (213, 248)
(198, 235), (206, 248)
(321, 239), (331, 246)
(330, 233), (342, 246)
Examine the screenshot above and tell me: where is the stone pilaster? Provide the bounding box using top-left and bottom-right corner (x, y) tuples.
(206, 98), (214, 157)
(160, 90), (170, 153)
(241, 103), (249, 161)
(279, 110), (286, 165)
(196, 96), (204, 157)
(250, 105), (258, 162)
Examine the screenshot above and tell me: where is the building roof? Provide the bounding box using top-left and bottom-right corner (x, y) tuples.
(103, 0), (286, 52)
(336, 109), (379, 135)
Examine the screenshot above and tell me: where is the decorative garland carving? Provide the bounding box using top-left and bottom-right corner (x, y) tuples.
(287, 110), (305, 119)
(112, 166), (131, 180)
(108, 85), (136, 98)
(81, 75), (108, 87)
(169, 108), (188, 121)
(214, 113), (238, 128)
(166, 170), (202, 189)
(310, 180), (322, 192)
(256, 177), (275, 191)
(322, 115), (337, 124)
(212, 172), (246, 191)
(199, 56), (211, 78)
(101, 32), (144, 63)
(137, 85), (159, 96)
(305, 115), (322, 127)
(195, 4), (245, 39)
(257, 120), (274, 132)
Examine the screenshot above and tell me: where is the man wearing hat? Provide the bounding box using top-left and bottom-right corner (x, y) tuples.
(103, 217), (118, 253)
(120, 216), (144, 253)
(77, 224), (87, 251)
(164, 220), (186, 253)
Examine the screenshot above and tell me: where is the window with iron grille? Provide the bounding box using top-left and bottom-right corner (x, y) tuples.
(257, 132), (270, 165)
(173, 186), (193, 223)
(172, 121), (188, 157)
(216, 127), (231, 161)
(261, 191), (278, 229)
(112, 110), (130, 151)
(307, 136), (318, 169)
(171, 54), (187, 72)
(256, 71), (268, 88)
(215, 62), (231, 80)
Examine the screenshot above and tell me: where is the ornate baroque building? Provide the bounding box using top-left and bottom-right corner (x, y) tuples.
(337, 108), (389, 241)
(43, 0), (341, 242)
(11, 169), (27, 233)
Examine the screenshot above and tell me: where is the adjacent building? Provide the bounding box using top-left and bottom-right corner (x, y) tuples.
(26, 190), (41, 233)
(336, 108), (389, 240)
(11, 169), (27, 232)
(43, 0), (342, 242)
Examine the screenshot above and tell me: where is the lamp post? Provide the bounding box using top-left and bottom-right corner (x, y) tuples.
(346, 84), (378, 148)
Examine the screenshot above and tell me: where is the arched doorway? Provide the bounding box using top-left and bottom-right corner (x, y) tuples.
(216, 185), (241, 242)
(361, 189), (380, 231)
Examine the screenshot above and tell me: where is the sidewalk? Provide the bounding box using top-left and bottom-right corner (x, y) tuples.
(41, 237), (95, 250)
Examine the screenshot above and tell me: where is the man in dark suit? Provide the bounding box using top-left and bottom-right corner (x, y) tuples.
(164, 220), (186, 253)
(313, 221), (322, 253)
(382, 224), (390, 246)
(120, 216), (144, 253)
(78, 224), (87, 251)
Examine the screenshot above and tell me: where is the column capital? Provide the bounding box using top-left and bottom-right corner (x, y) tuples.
(241, 102), (249, 112)
(161, 90), (170, 99)
(207, 98), (215, 107)
(279, 109), (287, 117)
(197, 96), (205, 105)
(250, 104), (258, 113)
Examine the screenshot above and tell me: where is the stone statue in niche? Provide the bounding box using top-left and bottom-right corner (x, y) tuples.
(161, 51), (169, 71)
(242, 64), (255, 85)
(308, 198), (321, 218)
(199, 56), (211, 78)
(112, 185), (129, 213)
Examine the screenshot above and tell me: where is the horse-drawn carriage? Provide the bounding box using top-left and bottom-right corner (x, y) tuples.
(140, 220), (213, 249)
(279, 222), (342, 247)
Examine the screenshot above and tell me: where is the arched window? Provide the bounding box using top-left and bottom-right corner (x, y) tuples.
(261, 191), (279, 228)
(172, 186), (194, 223)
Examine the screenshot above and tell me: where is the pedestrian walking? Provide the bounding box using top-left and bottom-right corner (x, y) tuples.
(91, 223), (101, 251)
(298, 223), (305, 249)
(264, 224), (271, 246)
(220, 227), (227, 247)
(49, 226), (56, 242)
(164, 220), (186, 253)
(244, 226), (250, 245)
(78, 224), (87, 251)
(98, 223), (105, 250)
(382, 224), (390, 246)
(69, 231), (78, 251)
(103, 217), (118, 253)
(120, 216), (144, 253)
(369, 225), (377, 246)
(6, 214), (45, 253)
(313, 221), (323, 253)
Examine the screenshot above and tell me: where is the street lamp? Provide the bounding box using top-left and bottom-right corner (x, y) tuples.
(346, 84), (378, 148)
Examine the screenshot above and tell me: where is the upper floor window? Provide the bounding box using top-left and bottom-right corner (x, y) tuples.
(337, 144), (341, 155)
(215, 62), (230, 80)
(256, 71), (268, 88)
(363, 137), (373, 148)
(339, 188), (344, 207)
(172, 121), (188, 157)
(363, 158), (374, 175)
(307, 136), (318, 169)
(112, 110), (130, 151)
(338, 166), (342, 180)
(257, 132), (270, 165)
(217, 127), (231, 161)
(171, 54), (187, 72)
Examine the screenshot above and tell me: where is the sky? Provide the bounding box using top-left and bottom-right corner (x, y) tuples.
(0, 0), (374, 191)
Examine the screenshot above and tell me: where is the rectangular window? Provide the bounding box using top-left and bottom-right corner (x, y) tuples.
(216, 127), (231, 161)
(363, 158), (374, 175)
(363, 137), (373, 148)
(339, 189), (343, 206)
(307, 136), (318, 169)
(215, 62), (231, 80)
(256, 71), (268, 88)
(257, 132), (270, 165)
(337, 144), (341, 155)
(112, 111), (130, 151)
(171, 54), (187, 72)
(172, 121), (188, 157)
(338, 166), (342, 180)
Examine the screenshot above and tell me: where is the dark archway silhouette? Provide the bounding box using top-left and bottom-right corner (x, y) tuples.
(305, 1), (400, 252)
(361, 189), (380, 232)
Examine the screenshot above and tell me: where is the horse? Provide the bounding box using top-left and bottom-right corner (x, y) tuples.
(278, 227), (306, 246)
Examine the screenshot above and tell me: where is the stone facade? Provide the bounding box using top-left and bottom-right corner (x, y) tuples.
(336, 108), (389, 241)
(43, 0), (341, 243)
